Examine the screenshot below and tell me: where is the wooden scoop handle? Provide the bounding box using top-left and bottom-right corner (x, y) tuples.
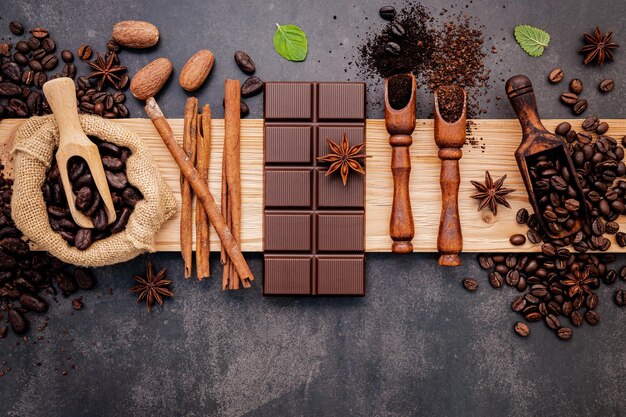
(43, 77), (89, 147)
(389, 135), (414, 253)
(437, 149), (462, 266)
(505, 75), (547, 138)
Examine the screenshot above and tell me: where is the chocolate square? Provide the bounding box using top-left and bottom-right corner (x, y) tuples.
(316, 256), (365, 295)
(316, 213), (364, 252)
(266, 125), (313, 164)
(265, 169), (312, 208)
(264, 256), (312, 294)
(265, 212), (312, 252)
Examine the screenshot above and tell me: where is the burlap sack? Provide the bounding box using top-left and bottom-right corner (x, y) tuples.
(11, 114), (177, 267)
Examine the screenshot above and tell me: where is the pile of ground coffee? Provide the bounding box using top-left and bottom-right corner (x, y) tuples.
(353, 3), (490, 119)
(437, 85), (464, 123)
(387, 73), (413, 110)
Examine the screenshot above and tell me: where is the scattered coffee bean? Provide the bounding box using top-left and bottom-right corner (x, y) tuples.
(585, 310), (599, 325)
(77, 44), (92, 61)
(555, 122), (571, 136)
(234, 51), (256, 75)
(509, 233), (526, 246)
(615, 290), (626, 307)
(597, 122), (609, 135)
(573, 99), (588, 115)
(390, 21), (406, 38)
(560, 92), (578, 105)
(548, 68), (564, 83)
(379, 6), (396, 20)
(385, 41), (401, 56)
(462, 278), (478, 291)
(569, 79), (583, 94)
(9, 21), (24, 36)
(61, 49), (74, 63)
(241, 76), (264, 98)
(516, 208), (529, 224)
(514, 322), (529, 337)
(29, 27), (49, 39)
(599, 79), (614, 93)
(557, 327), (573, 340)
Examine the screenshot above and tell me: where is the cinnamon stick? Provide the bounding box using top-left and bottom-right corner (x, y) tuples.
(145, 98), (254, 284)
(181, 97), (198, 279)
(222, 79), (247, 289)
(195, 105), (211, 280)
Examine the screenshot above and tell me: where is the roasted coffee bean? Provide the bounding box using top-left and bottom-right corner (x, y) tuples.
(122, 187), (142, 207)
(599, 79), (614, 93)
(61, 63), (76, 79)
(33, 71), (46, 88)
(390, 21), (406, 38)
(615, 290), (626, 307)
(514, 322), (529, 337)
(385, 42), (401, 55)
(506, 270), (520, 286)
(42, 37), (56, 53)
(55, 271), (77, 295)
(77, 76), (91, 90)
(527, 229), (541, 244)
(545, 314), (560, 330)
(560, 92), (578, 105)
(478, 255), (494, 270)
(516, 208), (529, 224)
(585, 310), (599, 325)
(603, 269), (617, 285)
(74, 267), (95, 290)
(110, 207), (131, 234)
(0, 237), (28, 255)
(21, 69), (34, 86)
(597, 122), (609, 135)
(8, 309), (27, 334)
(101, 156), (123, 171)
(569, 79), (583, 94)
(489, 272), (503, 288)
(61, 49), (74, 63)
(16, 40), (29, 54)
(241, 76), (264, 98)
(379, 5), (396, 20)
(234, 51), (256, 75)
(27, 37), (41, 50)
(509, 234), (526, 246)
(511, 295), (526, 312)
(573, 99), (588, 115)
(542, 243), (557, 257)
(586, 293), (598, 310)
(8, 98), (28, 117)
(548, 68), (564, 83)
(13, 51), (28, 66)
(77, 44), (92, 61)
(74, 228), (93, 250)
(555, 122), (571, 136)
(28, 59), (43, 72)
(105, 171), (128, 190)
(9, 21), (24, 36)
(0, 326), (7, 338)
(92, 207), (108, 231)
(582, 116), (598, 131)
(0, 81), (22, 97)
(557, 327), (573, 340)
(2, 62), (22, 83)
(462, 278), (478, 291)
(31, 48), (46, 60)
(524, 311), (542, 322)
(30, 27), (49, 39)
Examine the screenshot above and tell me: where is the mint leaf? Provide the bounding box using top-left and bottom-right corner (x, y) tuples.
(514, 25), (551, 57)
(274, 23), (308, 61)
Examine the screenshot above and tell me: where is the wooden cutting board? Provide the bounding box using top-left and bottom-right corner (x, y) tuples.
(2, 118), (626, 253)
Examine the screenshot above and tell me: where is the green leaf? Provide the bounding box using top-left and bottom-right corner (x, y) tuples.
(514, 25), (551, 57)
(274, 23), (308, 62)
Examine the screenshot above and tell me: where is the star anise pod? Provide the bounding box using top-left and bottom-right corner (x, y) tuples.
(470, 171), (514, 216)
(578, 27), (619, 66)
(317, 132), (370, 186)
(130, 261), (173, 311)
(87, 52), (127, 91)
(561, 265), (597, 298)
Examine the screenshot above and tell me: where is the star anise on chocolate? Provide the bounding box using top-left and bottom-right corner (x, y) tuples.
(87, 52), (127, 91)
(130, 261), (173, 311)
(561, 265), (597, 298)
(317, 132), (370, 186)
(470, 171), (514, 215)
(578, 27), (619, 66)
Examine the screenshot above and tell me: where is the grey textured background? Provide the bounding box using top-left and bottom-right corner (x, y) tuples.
(1, 0), (626, 416)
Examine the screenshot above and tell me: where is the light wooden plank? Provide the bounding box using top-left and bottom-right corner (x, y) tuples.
(2, 118), (626, 253)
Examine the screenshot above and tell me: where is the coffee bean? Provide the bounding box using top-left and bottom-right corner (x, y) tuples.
(9, 21), (24, 36)
(599, 79), (614, 93)
(560, 92), (578, 105)
(234, 51), (256, 75)
(379, 6), (396, 20)
(478, 255), (494, 270)
(30, 27), (49, 39)
(489, 272), (503, 288)
(42, 38), (56, 53)
(19, 294), (48, 313)
(555, 122), (571, 136)
(27, 37), (41, 50)
(28, 59), (43, 72)
(122, 187), (142, 207)
(462, 278), (478, 291)
(548, 68), (564, 83)
(569, 79), (583, 94)
(585, 310), (599, 325)
(110, 207), (131, 234)
(597, 122), (609, 135)
(573, 99), (588, 115)
(509, 234), (526, 246)
(42, 54), (58, 71)
(92, 207), (108, 231)
(390, 21), (406, 38)
(241, 76), (264, 98)
(33, 72), (46, 88)
(516, 208), (529, 224)
(0, 82), (22, 97)
(545, 314), (560, 330)
(385, 42), (401, 55)
(615, 290), (626, 307)
(74, 267), (95, 290)
(60, 49), (74, 63)
(527, 229), (541, 244)
(557, 327), (573, 340)
(514, 322), (529, 337)
(586, 293), (598, 309)
(77, 44), (92, 61)
(8, 309), (27, 334)
(582, 116), (598, 131)
(506, 270), (520, 286)
(74, 228), (93, 250)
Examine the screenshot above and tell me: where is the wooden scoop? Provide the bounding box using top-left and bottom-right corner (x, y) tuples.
(43, 77), (116, 228)
(385, 73), (416, 254)
(506, 75), (587, 239)
(434, 86), (467, 267)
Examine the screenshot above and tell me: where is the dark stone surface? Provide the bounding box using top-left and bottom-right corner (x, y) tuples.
(1, 1), (626, 416)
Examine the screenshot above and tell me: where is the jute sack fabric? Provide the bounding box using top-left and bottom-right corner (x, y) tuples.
(11, 114), (177, 266)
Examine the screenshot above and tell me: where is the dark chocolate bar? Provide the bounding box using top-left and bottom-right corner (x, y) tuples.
(263, 82), (366, 296)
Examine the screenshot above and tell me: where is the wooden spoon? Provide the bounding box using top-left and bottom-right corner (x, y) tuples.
(385, 73), (416, 254)
(506, 75), (588, 239)
(434, 86), (467, 267)
(43, 77), (116, 228)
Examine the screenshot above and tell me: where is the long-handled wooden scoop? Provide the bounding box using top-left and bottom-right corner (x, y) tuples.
(385, 73), (416, 253)
(434, 86), (467, 267)
(43, 77), (116, 228)
(506, 75), (588, 239)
